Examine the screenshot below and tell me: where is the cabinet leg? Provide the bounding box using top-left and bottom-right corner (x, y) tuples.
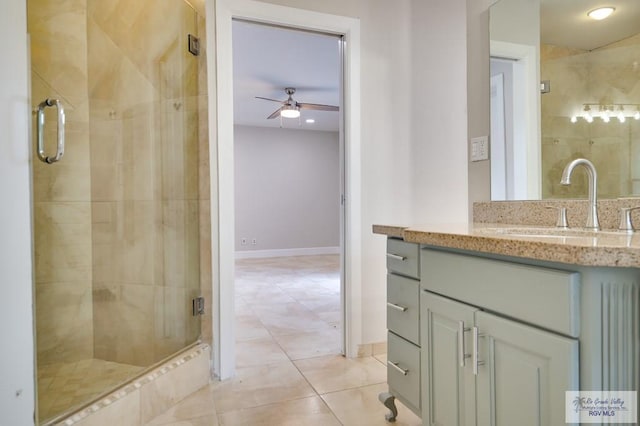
(378, 392), (398, 422)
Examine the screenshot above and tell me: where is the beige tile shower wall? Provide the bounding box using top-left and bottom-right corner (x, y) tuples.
(88, 0), (206, 366)
(29, 0), (94, 365)
(541, 34), (640, 199)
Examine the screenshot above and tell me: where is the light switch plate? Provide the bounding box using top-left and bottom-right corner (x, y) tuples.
(470, 136), (489, 162)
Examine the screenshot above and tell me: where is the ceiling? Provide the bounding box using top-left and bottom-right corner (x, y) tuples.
(232, 2), (640, 131)
(232, 20), (341, 132)
(541, 0), (640, 50)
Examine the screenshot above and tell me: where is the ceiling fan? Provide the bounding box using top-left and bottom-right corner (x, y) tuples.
(256, 87), (339, 119)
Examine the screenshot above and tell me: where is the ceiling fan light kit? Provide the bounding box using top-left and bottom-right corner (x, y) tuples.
(256, 87), (339, 121)
(280, 105), (300, 118)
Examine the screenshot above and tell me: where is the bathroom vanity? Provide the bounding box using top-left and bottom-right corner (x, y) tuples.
(374, 219), (640, 425)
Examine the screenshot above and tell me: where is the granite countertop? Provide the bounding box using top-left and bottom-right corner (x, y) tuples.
(372, 222), (640, 267)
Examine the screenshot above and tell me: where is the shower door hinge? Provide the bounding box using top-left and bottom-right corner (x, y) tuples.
(540, 80), (550, 94)
(192, 296), (205, 316)
(188, 34), (200, 56)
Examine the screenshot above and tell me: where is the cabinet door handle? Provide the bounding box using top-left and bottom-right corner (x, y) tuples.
(458, 321), (471, 367)
(387, 302), (408, 312)
(387, 360), (409, 376)
(386, 253), (406, 261)
(472, 326), (485, 376)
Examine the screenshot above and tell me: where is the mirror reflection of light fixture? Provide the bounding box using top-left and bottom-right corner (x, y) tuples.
(583, 105), (593, 123)
(280, 105), (300, 119)
(575, 103), (640, 123)
(587, 7), (615, 21)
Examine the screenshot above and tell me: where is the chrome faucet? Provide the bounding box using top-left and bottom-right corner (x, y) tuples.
(560, 158), (600, 230)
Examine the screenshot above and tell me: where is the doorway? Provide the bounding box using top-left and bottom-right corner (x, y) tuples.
(232, 19), (344, 370)
(212, 0), (361, 379)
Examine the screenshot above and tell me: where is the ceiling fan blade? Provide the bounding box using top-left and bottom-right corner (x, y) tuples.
(298, 102), (339, 112)
(256, 96), (285, 103)
(267, 107), (283, 119)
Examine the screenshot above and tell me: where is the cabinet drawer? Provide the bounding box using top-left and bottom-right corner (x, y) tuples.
(421, 249), (580, 337)
(387, 331), (420, 412)
(387, 238), (420, 279)
(387, 273), (420, 345)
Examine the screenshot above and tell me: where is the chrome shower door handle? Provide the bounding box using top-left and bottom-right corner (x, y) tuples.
(36, 98), (65, 164)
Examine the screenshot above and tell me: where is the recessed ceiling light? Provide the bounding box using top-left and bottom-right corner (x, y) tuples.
(305, 119), (315, 124)
(588, 7), (615, 20)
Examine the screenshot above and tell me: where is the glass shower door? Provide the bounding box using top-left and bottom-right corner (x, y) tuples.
(29, 0), (207, 422)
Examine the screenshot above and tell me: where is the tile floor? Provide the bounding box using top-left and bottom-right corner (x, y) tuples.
(38, 358), (144, 422)
(145, 255), (421, 425)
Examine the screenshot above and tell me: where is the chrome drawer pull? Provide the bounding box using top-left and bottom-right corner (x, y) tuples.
(458, 321), (471, 367)
(472, 326), (485, 376)
(387, 302), (407, 312)
(387, 360), (408, 376)
(386, 253), (406, 261)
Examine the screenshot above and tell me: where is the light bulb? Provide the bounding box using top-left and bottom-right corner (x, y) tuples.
(635, 111), (640, 120)
(588, 7), (615, 20)
(280, 106), (300, 118)
(585, 113), (593, 123)
(618, 113), (626, 123)
(602, 115), (610, 123)
(570, 116), (577, 123)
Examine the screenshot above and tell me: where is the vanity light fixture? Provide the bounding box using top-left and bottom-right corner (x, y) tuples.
(587, 7), (615, 20)
(281, 105), (300, 119)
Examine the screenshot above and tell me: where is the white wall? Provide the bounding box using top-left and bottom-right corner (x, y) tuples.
(410, 0), (475, 222)
(234, 125), (340, 254)
(0, 0), (36, 424)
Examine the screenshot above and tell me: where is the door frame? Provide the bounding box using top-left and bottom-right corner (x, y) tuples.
(207, 0), (361, 379)
(490, 40), (541, 200)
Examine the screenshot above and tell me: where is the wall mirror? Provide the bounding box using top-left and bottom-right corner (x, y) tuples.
(490, 0), (640, 200)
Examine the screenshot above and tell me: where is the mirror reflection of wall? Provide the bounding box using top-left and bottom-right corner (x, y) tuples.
(490, 0), (640, 200)
(489, 0), (541, 200)
(541, 33), (640, 199)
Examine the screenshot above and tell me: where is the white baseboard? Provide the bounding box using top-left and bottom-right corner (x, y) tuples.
(235, 246), (340, 259)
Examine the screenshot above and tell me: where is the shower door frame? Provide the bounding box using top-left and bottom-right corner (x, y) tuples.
(210, 0), (362, 379)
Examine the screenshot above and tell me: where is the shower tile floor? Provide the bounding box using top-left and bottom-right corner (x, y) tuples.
(38, 358), (144, 422)
(144, 254), (422, 425)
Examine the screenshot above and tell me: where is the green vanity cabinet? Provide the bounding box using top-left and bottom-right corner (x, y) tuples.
(474, 310), (578, 426)
(379, 236), (640, 425)
(420, 248), (580, 426)
(379, 238), (422, 421)
(421, 292), (477, 426)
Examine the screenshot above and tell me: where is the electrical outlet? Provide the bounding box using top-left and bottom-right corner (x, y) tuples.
(251, 238), (257, 245)
(241, 238), (247, 245)
(470, 136), (489, 162)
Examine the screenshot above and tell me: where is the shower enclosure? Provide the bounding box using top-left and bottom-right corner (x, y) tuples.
(28, 0), (210, 423)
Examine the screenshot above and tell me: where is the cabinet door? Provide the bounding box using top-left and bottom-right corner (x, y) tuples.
(475, 311), (579, 426)
(421, 291), (477, 426)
